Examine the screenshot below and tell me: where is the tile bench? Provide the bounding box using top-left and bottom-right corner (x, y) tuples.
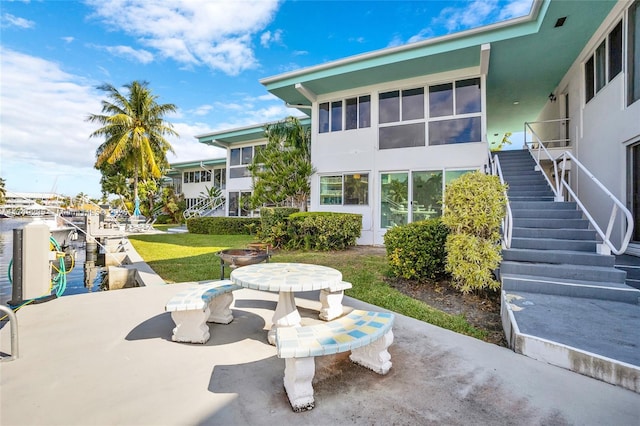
(319, 280), (353, 321)
(165, 280), (241, 344)
(275, 309), (395, 412)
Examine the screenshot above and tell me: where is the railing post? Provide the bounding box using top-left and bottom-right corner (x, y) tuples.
(0, 304), (19, 362)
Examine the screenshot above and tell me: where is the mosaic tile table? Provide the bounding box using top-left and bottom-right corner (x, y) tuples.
(230, 263), (343, 344)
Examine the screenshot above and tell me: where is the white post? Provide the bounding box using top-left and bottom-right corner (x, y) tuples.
(22, 223), (51, 300)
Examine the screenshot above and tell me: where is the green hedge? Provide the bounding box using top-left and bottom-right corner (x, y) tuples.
(259, 207), (299, 248)
(186, 216), (261, 235)
(384, 218), (449, 280)
(287, 212), (362, 251)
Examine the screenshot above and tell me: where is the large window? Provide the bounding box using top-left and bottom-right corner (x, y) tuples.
(629, 1), (640, 105)
(379, 87), (426, 149)
(228, 191), (252, 217)
(183, 170), (212, 184)
(320, 173), (369, 205)
(319, 95), (371, 133)
(428, 78), (482, 146)
(380, 169), (474, 228)
(229, 145), (265, 179)
(585, 20), (623, 103)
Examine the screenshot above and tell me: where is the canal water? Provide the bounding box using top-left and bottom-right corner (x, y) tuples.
(0, 217), (105, 305)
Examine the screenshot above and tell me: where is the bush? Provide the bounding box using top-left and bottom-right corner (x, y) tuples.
(287, 212), (362, 251)
(187, 217), (260, 235)
(445, 233), (502, 293)
(384, 219), (449, 280)
(442, 171), (506, 293)
(154, 214), (173, 225)
(259, 207), (299, 248)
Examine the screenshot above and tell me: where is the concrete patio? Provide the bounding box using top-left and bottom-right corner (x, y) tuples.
(1, 280), (639, 425)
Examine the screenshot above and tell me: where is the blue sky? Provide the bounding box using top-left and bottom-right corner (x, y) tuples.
(0, 0), (533, 199)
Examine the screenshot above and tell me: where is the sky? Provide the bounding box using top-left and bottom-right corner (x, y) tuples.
(0, 0), (533, 199)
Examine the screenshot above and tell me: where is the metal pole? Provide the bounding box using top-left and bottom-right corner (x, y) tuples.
(9, 229), (23, 306)
(0, 304), (19, 361)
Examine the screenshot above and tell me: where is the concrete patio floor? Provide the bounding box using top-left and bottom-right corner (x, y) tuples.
(1, 281), (639, 425)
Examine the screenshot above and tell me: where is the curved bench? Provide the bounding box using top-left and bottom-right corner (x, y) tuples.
(275, 310), (395, 412)
(165, 280), (241, 344)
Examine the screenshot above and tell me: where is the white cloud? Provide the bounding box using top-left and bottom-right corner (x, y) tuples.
(0, 48), (234, 197)
(292, 50), (308, 56)
(61, 36), (75, 44)
(86, 0), (281, 75)
(102, 45), (154, 64)
(499, 0), (533, 20)
(1, 12), (35, 29)
(260, 29), (283, 47)
(190, 104), (213, 116)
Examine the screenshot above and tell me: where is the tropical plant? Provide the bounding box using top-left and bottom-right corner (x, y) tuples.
(87, 80), (178, 206)
(0, 177), (6, 205)
(247, 117), (314, 211)
(199, 185), (224, 202)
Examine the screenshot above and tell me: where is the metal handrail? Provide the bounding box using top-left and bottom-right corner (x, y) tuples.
(556, 151), (634, 255)
(0, 304), (19, 361)
(524, 122), (562, 200)
(524, 123), (634, 255)
(488, 150), (513, 248)
(183, 194), (225, 219)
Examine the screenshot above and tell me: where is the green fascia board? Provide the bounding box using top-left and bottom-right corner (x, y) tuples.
(168, 158), (226, 172)
(197, 117), (311, 148)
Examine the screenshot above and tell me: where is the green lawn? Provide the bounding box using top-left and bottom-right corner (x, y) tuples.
(129, 232), (486, 340)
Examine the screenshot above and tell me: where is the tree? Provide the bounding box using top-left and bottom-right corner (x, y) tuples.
(247, 117), (314, 211)
(87, 81), (178, 206)
(0, 178), (6, 205)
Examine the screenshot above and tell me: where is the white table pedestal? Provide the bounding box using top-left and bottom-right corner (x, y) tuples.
(268, 291), (302, 345)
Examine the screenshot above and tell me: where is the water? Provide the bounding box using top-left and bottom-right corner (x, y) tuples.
(0, 217), (105, 305)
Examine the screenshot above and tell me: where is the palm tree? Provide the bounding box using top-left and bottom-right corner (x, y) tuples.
(0, 178), (6, 205)
(87, 81), (178, 205)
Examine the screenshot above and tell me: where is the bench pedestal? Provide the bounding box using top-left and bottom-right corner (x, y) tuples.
(283, 357), (316, 412)
(350, 329), (394, 374)
(319, 281), (353, 321)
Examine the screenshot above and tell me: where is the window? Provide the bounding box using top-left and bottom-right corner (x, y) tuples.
(319, 173), (369, 205)
(629, 1), (640, 105)
(345, 95), (371, 130)
(331, 101), (343, 131)
(380, 169), (474, 228)
(585, 20), (623, 103)
(379, 87), (426, 150)
(428, 78), (482, 145)
(321, 95), (370, 133)
(228, 191), (252, 216)
(229, 145), (265, 179)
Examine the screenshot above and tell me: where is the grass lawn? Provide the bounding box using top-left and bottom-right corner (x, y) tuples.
(130, 231), (486, 340)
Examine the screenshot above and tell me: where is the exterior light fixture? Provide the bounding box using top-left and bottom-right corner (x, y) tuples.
(549, 93), (557, 102)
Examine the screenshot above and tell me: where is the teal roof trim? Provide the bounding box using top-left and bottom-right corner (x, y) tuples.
(197, 117), (311, 148)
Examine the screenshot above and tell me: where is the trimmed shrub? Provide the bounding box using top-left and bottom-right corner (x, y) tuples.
(445, 233), (502, 293)
(384, 219), (449, 280)
(259, 207), (299, 248)
(442, 171), (506, 293)
(187, 216), (260, 235)
(287, 212), (362, 251)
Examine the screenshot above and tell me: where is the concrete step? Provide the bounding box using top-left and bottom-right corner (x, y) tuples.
(510, 237), (597, 252)
(511, 209), (582, 219)
(501, 170), (540, 176)
(510, 201), (577, 210)
(507, 183), (552, 192)
(509, 195), (556, 202)
(503, 176), (548, 184)
(500, 261), (627, 284)
(508, 191), (556, 199)
(513, 218), (590, 229)
(502, 248), (615, 267)
(512, 226), (597, 240)
(501, 274), (640, 304)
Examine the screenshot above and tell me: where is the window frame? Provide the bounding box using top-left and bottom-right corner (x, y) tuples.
(585, 19), (623, 103)
(229, 144), (266, 179)
(319, 173), (369, 206)
(319, 94), (371, 133)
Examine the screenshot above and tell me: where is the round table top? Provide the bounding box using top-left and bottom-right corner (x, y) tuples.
(230, 262), (342, 292)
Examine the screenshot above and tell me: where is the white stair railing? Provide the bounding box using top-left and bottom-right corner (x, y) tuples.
(183, 194), (225, 219)
(524, 122), (634, 255)
(488, 151), (513, 249)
